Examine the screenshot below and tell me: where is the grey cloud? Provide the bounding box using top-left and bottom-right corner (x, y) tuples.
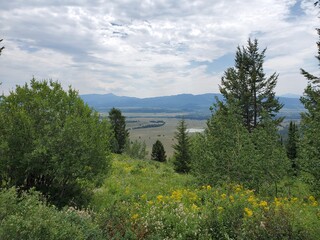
(0, 0), (318, 97)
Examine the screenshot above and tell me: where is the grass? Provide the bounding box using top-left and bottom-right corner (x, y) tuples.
(2, 155), (319, 239)
(91, 154), (195, 211)
(91, 155), (320, 239)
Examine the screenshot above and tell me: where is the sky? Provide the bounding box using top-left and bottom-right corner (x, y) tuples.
(0, 0), (319, 98)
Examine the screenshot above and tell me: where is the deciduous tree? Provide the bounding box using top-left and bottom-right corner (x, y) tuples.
(124, 139), (148, 159)
(191, 102), (288, 194)
(0, 79), (111, 207)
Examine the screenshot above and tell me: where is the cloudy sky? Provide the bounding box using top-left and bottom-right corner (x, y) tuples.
(0, 0), (318, 98)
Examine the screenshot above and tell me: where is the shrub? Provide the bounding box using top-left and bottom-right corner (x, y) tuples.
(0, 188), (104, 240)
(0, 79), (111, 208)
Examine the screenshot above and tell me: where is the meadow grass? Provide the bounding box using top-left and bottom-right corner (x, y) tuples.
(91, 155), (320, 239)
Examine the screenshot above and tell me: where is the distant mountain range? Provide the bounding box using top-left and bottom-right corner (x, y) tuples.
(81, 93), (304, 120)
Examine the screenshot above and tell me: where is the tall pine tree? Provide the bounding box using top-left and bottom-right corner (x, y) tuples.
(220, 38), (283, 132)
(299, 2), (320, 194)
(286, 121), (299, 176)
(173, 119), (191, 173)
(108, 108), (129, 154)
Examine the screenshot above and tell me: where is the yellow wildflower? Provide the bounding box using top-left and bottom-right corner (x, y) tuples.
(171, 190), (183, 202)
(248, 195), (256, 205)
(311, 201), (318, 207)
(131, 214), (139, 221)
(234, 184), (242, 192)
(191, 204), (200, 211)
(217, 206), (224, 211)
(259, 201), (268, 207)
(309, 196), (316, 202)
(274, 198), (282, 207)
(157, 195), (164, 202)
(244, 207), (253, 217)
(229, 195), (235, 202)
(187, 191), (198, 202)
(221, 193), (227, 199)
(206, 185), (212, 190)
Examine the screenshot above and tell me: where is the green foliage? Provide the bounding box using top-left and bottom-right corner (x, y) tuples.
(108, 108), (129, 154)
(286, 121), (299, 176)
(250, 116), (290, 195)
(299, 19), (320, 196)
(0, 188), (104, 240)
(191, 105), (255, 186)
(173, 119), (191, 173)
(151, 140), (166, 162)
(220, 38), (283, 132)
(93, 157), (320, 240)
(124, 139), (148, 159)
(191, 105), (289, 194)
(0, 79), (111, 207)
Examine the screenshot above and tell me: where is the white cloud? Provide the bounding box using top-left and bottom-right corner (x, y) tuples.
(0, 0), (318, 97)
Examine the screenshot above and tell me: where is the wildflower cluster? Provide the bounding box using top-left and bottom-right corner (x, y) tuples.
(126, 184), (319, 239)
(93, 158), (320, 239)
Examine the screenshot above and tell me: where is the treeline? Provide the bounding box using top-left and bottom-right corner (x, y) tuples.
(170, 36), (320, 197)
(131, 120), (165, 130)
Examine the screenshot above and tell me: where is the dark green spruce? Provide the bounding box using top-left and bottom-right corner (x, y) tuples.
(151, 140), (166, 162)
(173, 119), (191, 173)
(299, 12), (320, 193)
(108, 107), (129, 154)
(286, 121), (299, 176)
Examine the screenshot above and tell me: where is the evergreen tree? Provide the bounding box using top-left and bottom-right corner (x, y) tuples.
(299, 8), (320, 194)
(108, 108), (129, 154)
(220, 38), (283, 132)
(151, 140), (166, 162)
(286, 121), (299, 176)
(173, 119), (191, 173)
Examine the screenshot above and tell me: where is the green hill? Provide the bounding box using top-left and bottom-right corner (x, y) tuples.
(90, 155), (319, 239)
(1, 154), (319, 239)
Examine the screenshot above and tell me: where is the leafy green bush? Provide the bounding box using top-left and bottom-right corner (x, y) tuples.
(190, 107), (289, 194)
(124, 139), (148, 159)
(0, 188), (104, 240)
(0, 79), (111, 208)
